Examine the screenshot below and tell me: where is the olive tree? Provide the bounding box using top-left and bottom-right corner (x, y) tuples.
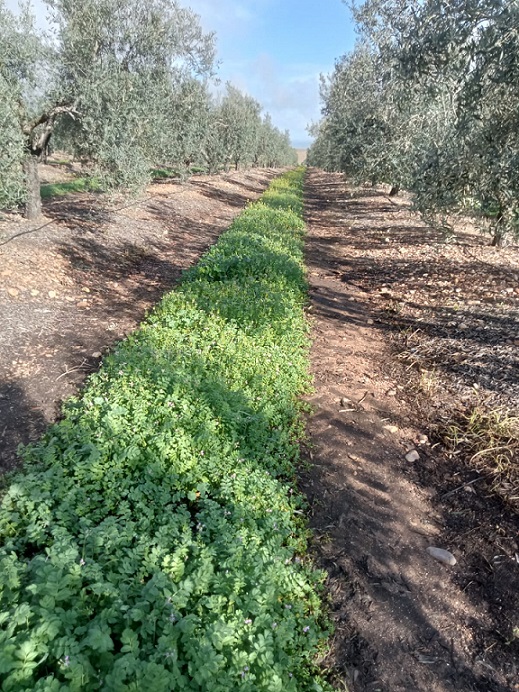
(0, 0), (215, 218)
(311, 0), (519, 245)
(392, 0), (519, 245)
(255, 115), (297, 168)
(0, 74), (26, 210)
(217, 84), (261, 171)
(309, 39), (454, 196)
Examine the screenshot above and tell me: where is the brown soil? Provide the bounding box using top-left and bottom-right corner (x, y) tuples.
(0, 168), (280, 470)
(301, 169), (519, 691)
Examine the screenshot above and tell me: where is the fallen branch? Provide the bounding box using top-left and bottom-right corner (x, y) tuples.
(441, 475), (487, 499)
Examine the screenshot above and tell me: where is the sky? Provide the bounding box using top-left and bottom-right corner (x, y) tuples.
(6, 0), (357, 148)
(186, 0), (357, 147)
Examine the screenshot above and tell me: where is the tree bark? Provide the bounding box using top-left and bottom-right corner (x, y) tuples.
(491, 212), (505, 247)
(21, 105), (79, 221)
(23, 156), (42, 220)
(491, 228), (505, 247)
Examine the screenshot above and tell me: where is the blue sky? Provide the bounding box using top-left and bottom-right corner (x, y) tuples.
(188, 0), (357, 146)
(7, 0), (357, 148)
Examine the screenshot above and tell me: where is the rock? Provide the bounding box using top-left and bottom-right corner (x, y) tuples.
(367, 318), (374, 325)
(427, 547), (457, 566)
(7, 287), (19, 297)
(76, 300), (88, 309)
(82, 287), (91, 293)
(387, 389), (397, 397)
(417, 434), (428, 445)
(48, 290), (57, 298)
(30, 289), (40, 296)
(92, 351), (102, 358)
(384, 424), (399, 434)
(405, 450), (420, 462)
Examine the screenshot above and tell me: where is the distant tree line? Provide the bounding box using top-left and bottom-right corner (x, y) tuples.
(0, 0), (297, 219)
(308, 0), (519, 246)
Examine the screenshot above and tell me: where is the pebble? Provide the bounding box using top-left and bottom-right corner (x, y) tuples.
(417, 434), (428, 445)
(7, 287), (19, 297)
(30, 289), (40, 296)
(48, 290), (57, 298)
(367, 318), (374, 325)
(427, 547), (457, 566)
(76, 300), (88, 309)
(92, 352), (102, 358)
(405, 450), (420, 462)
(384, 425), (399, 434)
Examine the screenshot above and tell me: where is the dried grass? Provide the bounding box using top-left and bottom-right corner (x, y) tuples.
(442, 405), (519, 510)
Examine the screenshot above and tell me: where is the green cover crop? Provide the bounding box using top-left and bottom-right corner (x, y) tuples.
(0, 169), (331, 691)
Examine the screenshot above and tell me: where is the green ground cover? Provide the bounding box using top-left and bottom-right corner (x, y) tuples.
(0, 169), (331, 691)
(40, 178), (102, 199)
(39, 168), (203, 200)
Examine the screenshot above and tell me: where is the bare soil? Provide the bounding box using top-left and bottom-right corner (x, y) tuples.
(0, 168), (280, 470)
(301, 169), (519, 691)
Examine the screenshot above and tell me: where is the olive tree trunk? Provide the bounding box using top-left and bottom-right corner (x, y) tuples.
(23, 155), (42, 220)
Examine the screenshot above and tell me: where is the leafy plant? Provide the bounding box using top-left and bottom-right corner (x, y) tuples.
(0, 169), (332, 691)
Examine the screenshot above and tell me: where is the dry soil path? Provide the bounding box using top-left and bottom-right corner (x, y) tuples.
(301, 168), (518, 692)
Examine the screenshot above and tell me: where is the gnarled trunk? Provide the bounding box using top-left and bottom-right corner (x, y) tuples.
(23, 155), (42, 220)
(21, 103), (78, 220)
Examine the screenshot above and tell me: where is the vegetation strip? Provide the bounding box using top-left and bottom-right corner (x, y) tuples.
(0, 168), (330, 691)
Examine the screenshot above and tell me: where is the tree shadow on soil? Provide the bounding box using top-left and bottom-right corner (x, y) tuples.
(306, 232), (518, 405)
(189, 181), (260, 209)
(302, 172), (519, 691)
(0, 379), (48, 472)
(42, 194), (112, 234)
(190, 170), (278, 209)
(301, 273), (516, 692)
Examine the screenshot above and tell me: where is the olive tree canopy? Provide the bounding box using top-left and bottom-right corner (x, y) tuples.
(0, 0), (215, 217)
(309, 0), (519, 245)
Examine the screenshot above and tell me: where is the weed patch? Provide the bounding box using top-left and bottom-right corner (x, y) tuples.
(441, 405), (519, 511)
(0, 169), (331, 690)
(40, 178), (102, 198)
